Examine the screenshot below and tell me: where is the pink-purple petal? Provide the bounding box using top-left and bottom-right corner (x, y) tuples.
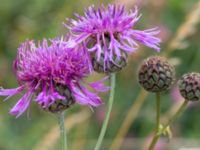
(10, 91), (33, 118)
(85, 77), (110, 92)
(130, 29), (161, 52)
(70, 82), (102, 107)
(0, 86), (25, 101)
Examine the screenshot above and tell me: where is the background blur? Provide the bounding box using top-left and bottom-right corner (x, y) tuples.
(0, 0), (200, 150)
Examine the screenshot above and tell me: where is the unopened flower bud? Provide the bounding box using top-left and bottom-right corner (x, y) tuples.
(178, 72), (200, 101)
(138, 56), (175, 93)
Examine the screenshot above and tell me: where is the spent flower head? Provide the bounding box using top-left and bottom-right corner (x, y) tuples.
(0, 38), (109, 117)
(64, 4), (161, 73)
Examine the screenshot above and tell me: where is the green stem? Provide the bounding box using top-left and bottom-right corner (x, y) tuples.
(148, 93), (161, 150)
(58, 111), (67, 150)
(162, 100), (188, 132)
(148, 135), (160, 150)
(94, 73), (116, 150)
(148, 100), (188, 150)
(156, 93), (161, 132)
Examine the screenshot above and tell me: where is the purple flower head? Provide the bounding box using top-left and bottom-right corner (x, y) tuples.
(64, 4), (161, 73)
(0, 38), (109, 117)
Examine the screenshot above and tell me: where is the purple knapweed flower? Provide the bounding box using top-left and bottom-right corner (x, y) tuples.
(64, 4), (161, 73)
(0, 38), (109, 117)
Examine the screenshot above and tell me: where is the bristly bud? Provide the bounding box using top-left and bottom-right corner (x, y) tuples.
(138, 56), (175, 93)
(45, 85), (75, 113)
(178, 72), (200, 101)
(91, 51), (128, 73)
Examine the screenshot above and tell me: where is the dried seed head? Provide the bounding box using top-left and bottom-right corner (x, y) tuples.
(178, 72), (200, 101)
(45, 85), (75, 113)
(91, 51), (128, 73)
(138, 56), (175, 93)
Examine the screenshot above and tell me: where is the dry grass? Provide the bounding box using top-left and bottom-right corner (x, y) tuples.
(167, 1), (200, 51)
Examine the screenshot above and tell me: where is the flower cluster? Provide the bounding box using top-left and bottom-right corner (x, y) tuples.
(0, 4), (161, 117)
(0, 38), (109, 117)
(64, 4), (161, 73)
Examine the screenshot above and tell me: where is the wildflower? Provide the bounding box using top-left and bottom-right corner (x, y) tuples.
(0, 38), (109, 117)
(178, 72), (200, 101)
(64, 4), (161, 73)
(138, 56), (175, 93)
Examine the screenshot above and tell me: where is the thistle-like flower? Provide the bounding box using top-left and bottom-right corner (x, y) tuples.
(0, 38), (109, 117)
(64, 4), (161, 73)
(138, 56), (175, 93)
(178, 72), (200, 101)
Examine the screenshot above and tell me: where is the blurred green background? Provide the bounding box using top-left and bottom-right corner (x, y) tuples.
(0, 0), (200, 150)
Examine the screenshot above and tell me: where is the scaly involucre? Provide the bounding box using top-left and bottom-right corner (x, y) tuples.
(64, 4), (161, 68)
(0, 38), (109, 117)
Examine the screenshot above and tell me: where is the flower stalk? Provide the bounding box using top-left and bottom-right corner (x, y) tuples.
(94, 73), (116, 150)
(148, 100), (188, 150)
(156, 93), (161, 133)
(57, 111), (67, 150)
